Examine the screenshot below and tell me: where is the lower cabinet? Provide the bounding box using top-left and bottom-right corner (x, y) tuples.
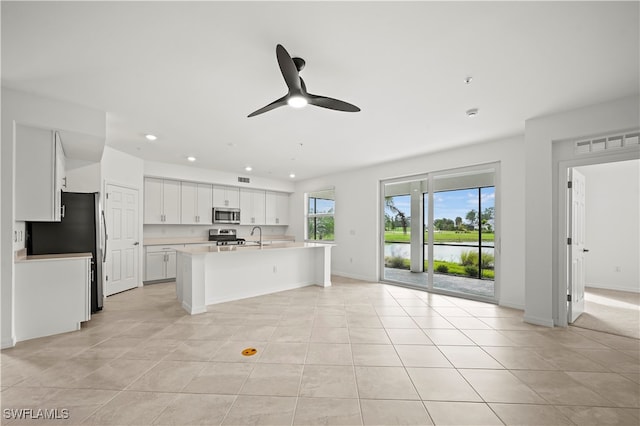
(144, 245), (181, 282)
(15, 256), (91, 342)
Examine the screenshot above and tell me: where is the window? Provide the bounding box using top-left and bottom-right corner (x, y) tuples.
(306, 189), (335, 241)
(381, 164), (498, 302)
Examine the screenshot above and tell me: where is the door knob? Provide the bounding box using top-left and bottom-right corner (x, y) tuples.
(582, 248), (589, 252)
(133, 241), (139, 246)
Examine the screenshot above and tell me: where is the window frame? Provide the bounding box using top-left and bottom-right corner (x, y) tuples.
(305, 190), (335, 242)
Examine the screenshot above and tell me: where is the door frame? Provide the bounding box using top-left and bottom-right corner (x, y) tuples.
(103, 180), (142, 294)
(556, 150), (639, 327)
(379, 162), (501, 304)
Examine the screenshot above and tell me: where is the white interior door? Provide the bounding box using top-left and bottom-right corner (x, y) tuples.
(105, 184), (139, 296)
(568, 168), (587, 323)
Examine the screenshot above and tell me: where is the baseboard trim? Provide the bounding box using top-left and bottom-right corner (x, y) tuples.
(587, 284), (640, 294)
(523, 314), (555, 328)
(499, 300), (525, 311)
(332, 271), (377, 283)
(1, 336), (16, 349)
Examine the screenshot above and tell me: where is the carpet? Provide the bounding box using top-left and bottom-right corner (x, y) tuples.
(572, 287), (640, 339)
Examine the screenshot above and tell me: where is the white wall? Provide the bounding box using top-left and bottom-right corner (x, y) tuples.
(291, 135), (526, 309)
(66, 159), (101, 193)
(1, 88), (106, 348)
(524, 95), (640, 327)
(577, 160), (640, 292)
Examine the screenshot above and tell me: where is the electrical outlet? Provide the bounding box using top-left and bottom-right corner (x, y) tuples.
(615, 266), (621, 272)
(273, 265), (277, 273)
(350, 257), (353, 263)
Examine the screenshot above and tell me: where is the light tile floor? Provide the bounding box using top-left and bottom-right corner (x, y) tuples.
(1, 277), (639, 425)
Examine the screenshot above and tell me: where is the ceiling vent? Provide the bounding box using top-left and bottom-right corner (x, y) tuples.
(238, 177), (250, 183)
(575, 131), (639, 155)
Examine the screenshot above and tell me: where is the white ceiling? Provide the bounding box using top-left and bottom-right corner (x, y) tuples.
(2, 1), (639, 181)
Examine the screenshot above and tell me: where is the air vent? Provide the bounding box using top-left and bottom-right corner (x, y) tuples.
(574, 131), (639, 155)
(238, 177), (250, 183)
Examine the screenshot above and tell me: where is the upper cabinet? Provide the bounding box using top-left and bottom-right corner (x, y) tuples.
(240, 188), (266, 225)
(144, 178), (181, 224)
(213, 186), (240, 209)
(15, 125), (67, 221)
(265, 191), (290, 225)
(143, 177), (289, 227)
(181, 182), (213, 225)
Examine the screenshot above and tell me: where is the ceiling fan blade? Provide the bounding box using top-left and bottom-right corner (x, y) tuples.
(247, 95), (288, 117)
(276, 44), (301, 92)
(307, 94), (360, 112)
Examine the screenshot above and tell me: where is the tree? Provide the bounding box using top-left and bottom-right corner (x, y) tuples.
(385, 197), (409, 234)
(455, 216), (463, 230)
(481, 207), (495, 232)
(434, 218), (455, 231)
(465, 209), (478, 229)
(385, 213), (394, 231)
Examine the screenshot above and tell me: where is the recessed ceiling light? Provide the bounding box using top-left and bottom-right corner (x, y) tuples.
(289, 173), (296, 179)
(145, 134), (157, 141)
(245, 166), (253, 172)
(464, 76), (473, 85)
(466, 108), (479, 118)
(187, 156), (196, 162)
(287, 96), (308, 108)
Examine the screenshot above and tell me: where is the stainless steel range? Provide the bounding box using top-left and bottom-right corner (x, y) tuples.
(208, 228), (246, 246)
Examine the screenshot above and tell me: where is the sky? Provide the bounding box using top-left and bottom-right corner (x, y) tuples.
(387, 187), (495, 222)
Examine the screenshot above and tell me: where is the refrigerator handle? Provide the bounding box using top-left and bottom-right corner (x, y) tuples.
(102, 210), (108, 263)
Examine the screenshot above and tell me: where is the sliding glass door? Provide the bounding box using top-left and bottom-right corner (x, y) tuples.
(381, 165), (498, 302)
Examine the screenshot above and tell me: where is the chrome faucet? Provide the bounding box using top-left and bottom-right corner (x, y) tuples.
(250, 226), (263, 247)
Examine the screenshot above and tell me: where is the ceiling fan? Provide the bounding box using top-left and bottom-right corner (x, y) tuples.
(248, 44), (360, 118)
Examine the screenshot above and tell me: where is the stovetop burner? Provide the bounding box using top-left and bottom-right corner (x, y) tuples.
(215, 238), (246, 246)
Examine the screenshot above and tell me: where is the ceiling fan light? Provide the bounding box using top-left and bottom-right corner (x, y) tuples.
(287, 96), (308, 108)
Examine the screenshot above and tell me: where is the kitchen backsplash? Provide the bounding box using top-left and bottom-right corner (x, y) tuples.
(143, 224), (289, 240)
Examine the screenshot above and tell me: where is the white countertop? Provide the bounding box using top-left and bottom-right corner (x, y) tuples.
(144, 235), (295, 246)
(176, 241), (332, 254)
(15, 252), (93, 263)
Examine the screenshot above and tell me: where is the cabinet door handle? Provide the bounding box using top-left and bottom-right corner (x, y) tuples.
(61, 204), (66, 218)
(62, 176), (67, 188)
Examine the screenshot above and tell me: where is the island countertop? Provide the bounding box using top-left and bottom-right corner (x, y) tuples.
(175, 241), (332, 255)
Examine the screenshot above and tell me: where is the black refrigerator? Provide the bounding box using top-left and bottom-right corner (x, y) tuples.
(27, 192), (104, 313)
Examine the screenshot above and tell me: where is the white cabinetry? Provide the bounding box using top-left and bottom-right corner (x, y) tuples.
(240, 188), (266, 225)
(15, 256), (91, 342)
(145, 245), (180, 282)
(265, 191), (290, 225)
(213, 186), (240, 208)
(15, 125), (67, 221)
(181, 182), (213, 225)
(144, 178), (181, 224)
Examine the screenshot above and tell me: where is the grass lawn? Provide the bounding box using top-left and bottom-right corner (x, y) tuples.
(385, 230), (494, 243)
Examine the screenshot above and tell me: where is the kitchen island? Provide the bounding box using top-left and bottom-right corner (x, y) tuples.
(175, 242), (332, 314)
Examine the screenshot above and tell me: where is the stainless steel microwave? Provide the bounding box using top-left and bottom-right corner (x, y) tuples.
(213, 208), (240, 224)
